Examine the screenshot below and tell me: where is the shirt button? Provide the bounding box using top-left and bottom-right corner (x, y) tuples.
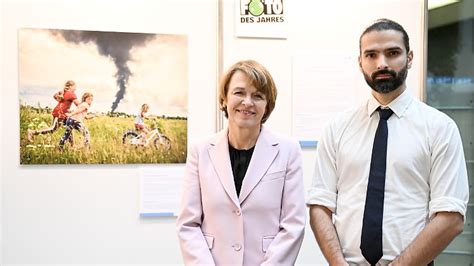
(235, 210), (241, 216)
(233, 244), (241, 251)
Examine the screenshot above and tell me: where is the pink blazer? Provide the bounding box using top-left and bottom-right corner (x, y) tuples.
(176, 127), (306, 265)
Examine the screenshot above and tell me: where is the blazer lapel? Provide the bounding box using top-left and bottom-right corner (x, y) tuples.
(239, 127), (279, 204)
(208, 129), (240, 208)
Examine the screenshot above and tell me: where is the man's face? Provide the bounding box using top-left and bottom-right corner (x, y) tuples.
(359, 29), (413, 94)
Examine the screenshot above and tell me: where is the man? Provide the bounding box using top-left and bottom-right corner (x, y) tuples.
(307, 18), (468, 265)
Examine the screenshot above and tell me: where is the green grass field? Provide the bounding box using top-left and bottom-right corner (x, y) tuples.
(20, 105), (187, 164)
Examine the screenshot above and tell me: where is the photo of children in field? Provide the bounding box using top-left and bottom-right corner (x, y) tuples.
(19, 28), (188, 164)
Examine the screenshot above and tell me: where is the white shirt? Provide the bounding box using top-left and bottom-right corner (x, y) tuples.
(306, 89), (469, 265)
(135, 111), (145, 124)
(70, 102), (90, 123)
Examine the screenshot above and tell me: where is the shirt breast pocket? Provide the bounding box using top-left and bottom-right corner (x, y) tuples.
(260, 169), (285, 182)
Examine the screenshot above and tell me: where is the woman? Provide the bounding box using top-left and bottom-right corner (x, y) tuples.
(176, 60), (305, 265)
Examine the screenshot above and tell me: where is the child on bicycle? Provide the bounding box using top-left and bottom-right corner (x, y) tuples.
(59, 92), (94, 150)
(135, 104), (150, 141)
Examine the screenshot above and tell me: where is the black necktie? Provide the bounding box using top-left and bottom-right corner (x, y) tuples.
(361, 107), (393, 265)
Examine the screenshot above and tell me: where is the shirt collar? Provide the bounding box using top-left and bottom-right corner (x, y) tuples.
(367, 88), (413, 118)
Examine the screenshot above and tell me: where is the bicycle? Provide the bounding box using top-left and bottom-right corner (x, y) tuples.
(122, 120), (171, 150)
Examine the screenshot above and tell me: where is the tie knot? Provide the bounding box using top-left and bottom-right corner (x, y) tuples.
(378, 108), (393, 120)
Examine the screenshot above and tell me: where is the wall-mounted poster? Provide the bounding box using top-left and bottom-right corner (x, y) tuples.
(19, 28), (188, 164)
(235, 0), (287, 39)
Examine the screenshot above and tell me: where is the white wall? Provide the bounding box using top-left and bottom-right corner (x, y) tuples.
(2, 0), (217, 265)
(2, 0), (425, 265)
(1, 2), (4, 263)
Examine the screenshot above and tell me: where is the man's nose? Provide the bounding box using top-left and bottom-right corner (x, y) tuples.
(377, 56), (389, 70)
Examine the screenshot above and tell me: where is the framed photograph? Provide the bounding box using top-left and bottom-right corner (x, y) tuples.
(19, 28), (188, 164)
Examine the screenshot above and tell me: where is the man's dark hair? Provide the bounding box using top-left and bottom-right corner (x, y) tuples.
(359, 18), (410, 53)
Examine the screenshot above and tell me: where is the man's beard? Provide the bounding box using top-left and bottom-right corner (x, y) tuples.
(363, 65), (408, 94)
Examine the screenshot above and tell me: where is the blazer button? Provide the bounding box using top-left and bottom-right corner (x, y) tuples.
(232, 244), (242, 251)
(235, 209), (241, 216)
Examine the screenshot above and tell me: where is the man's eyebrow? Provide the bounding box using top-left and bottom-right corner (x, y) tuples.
(363, 47), (403, 54)
(386, 47), (403, 51)
(363, 49), (377, 54)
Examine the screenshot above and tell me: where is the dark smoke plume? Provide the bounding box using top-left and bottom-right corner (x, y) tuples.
(52, 29), (155, 112)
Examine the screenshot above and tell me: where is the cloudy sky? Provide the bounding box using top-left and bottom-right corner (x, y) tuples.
(19, 28), (188, 117)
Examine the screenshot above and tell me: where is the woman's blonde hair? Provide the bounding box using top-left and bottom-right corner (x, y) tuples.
(218, 60), (277, 124)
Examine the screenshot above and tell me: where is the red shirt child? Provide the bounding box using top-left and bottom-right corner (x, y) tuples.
(27, 80), (80, 142)
(52, 89), (78, 120)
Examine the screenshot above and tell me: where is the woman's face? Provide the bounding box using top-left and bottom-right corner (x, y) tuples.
(224, 70), (267, 131)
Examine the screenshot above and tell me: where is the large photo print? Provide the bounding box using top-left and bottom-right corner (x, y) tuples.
(19, 28), (188, 164)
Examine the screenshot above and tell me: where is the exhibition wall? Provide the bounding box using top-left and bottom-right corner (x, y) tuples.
(1, 0), (424, 265)
(2, 0), (218, 264)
